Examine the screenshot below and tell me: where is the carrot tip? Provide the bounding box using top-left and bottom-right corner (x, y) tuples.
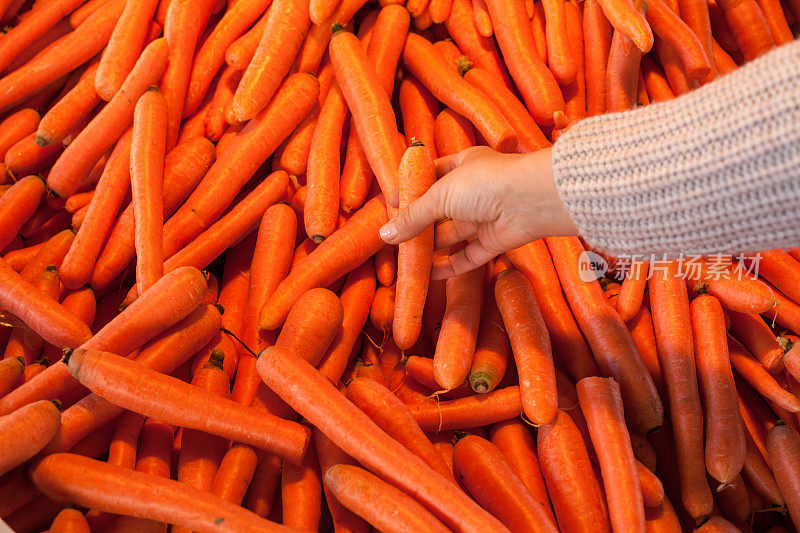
(45, 265), (58, 273)
(455, 56), (473, 76)
(411, 140), (425, 147)
(62, 348), (73, 365)
(50, 399), (62, 411)
(311, 235), (326, 244)
(34, 136), (50, 148)
(331, 22), (346, 34)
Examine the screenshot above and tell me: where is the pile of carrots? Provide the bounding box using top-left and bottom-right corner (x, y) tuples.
(0, 0), (798, 531)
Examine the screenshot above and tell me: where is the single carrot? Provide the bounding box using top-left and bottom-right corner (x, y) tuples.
(369, 284), (395, 332)
(0, 108), (40, 157)
(483, 0), (565, 124)
(742, 426), (784, 506)
(711, 40), (739, 75)
(43, 304), (221, 456)
(716, 0), (774, 60)
(281, 427), (322, 531)
(70, 0), (112, 27)
(366, 5), (411, 96)
(48, 508), (90, 533)
(374, 246), (396, 288)
(65, 347), (309, 463)
(94, 0), (159, 100)
(489, 419), (556, 522)
(4, 264), (60, 365)
(210, 444), (259, 507)
(404, 33), (518, 152)
(398, 75), (439, 162)
(260, 196), (388, 330)
(596, 0), (654, 52)
(649, 261), (713, 521)
(690, 295), (746, 485)
(434, 109), (477, 157)
(184, 0), (272, 116)
(646, 0), (713, 80)
(130, 88), (167, 295)
(542, 0), (579, 83)
(766, 422), (800, 525)
(257, 346), (510, 532)
(473, 0), (494, 36)
(0, 399), (61, 476)
(546, 237), (663, 434)
(606, 27), (643, 112)
(59, 131), (133, 290)
(325, 464), (450, 533)
(578, 377), (646, 533)
(63, 191), (95, 214)
(161, 73), (318, 259)
(494, 269), (557, 425)
(90, 138), (216, 290)
(676, 0), (716, 77)
(318, 261), (376, 384)
(230, 0), (310, 122)
(160, 0), (217, 148)
(617, 261), (649, 322)
(727, 310), (784, 373)
(31, 453), (291, 532)
(276, 288), (344, 367)
(469, 283), (512, 393)
(0, 356), (24, 396)
(204, 68), (243, 142)
(19, 230), (75, 284)
(5, 133), (64, 178)
(0, 175), (45, 252)
(434, 265), (484, 390)
(446, 0), (515, 91)
(729, 336), (800, 412)
(640, 55), (675, 102)
(537, 409), (611, 532)
(310, 0), (339, 23)
(410, 386), (524, 431)
(46, 38), (169, 198)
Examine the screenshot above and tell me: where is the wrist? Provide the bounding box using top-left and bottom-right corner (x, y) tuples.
(517, 148), (579, 239)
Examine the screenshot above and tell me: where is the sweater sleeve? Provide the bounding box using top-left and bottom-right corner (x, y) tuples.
(551, 40), (800, 258)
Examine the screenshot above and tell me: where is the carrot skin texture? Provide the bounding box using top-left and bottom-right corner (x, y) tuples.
(257, 346), (511, 532)
(0, 400), (61, 476)
(495, 269), (558, 425)
(578, 377), (646, 533)
(767, 423), (800, 526)
(409, 386), (524, 431)
(31, 453), (292, 532)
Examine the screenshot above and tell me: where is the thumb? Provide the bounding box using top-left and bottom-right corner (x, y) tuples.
(379, 181), (446, 244)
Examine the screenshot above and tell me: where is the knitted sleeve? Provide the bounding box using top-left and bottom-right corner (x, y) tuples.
(551, 40), (800, 258)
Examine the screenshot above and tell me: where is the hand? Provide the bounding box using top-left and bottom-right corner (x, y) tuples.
(379, 146), (579, 279)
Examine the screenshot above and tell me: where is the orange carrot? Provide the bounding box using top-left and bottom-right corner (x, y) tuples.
(5, 134), (63, 178)
(203, 67), (242, 142)
(646, 0), (713, 79)
(483, 0), (566, 124)
(4, 264), (60, 365)
(546, 237), (663, 434)
(366, 5), (411, 96)
(473, 0), (494, 36)
(211, 444), (259, 506)
(161, 73), (317, 259)
(766, 422), (800, 525)
(729, 336), (800, 412)
(276, 288), (344, 367)
(257, 346), (509, 532)
(224, 7), (269, 70)
(543, 0), (579, 83)
(59, 131), (133, 290)
(606, 27), (643, 112)
(46, 38), (169, 198)
(399, 75), (439, 161)
(434, 265), (484, 390)
(495, 269), (558, 425)
(454, 434), (559, 532)
(94, 0), (159, 100)
(641, 55), (675, 102)
(676, 0), (716, 77)
(48, 508), (90, 533)
(404, 33), (518, 152)
(260, 196), (388, 330)
(578, 377), (645, 532)
(0, 109), (40, 157)
(0, 356), (24, 396)
(130, 88), (167, 295)
(160, 0), (217, 147)
(230, 0), (310, 122)
(374, 246), (396, 287)
(727, 310), (784, 373)
(537, 409), (611, 532)
(90, 138), (216, 290)
(596, 0), (654, 52)
(0, 175), (45, 252)
(31, 453), (289, 532)
(370, 283), (395, 332)
(65, 347), (309, 463)
(469, 282), (512, 393)
(0, 399), (60, 476)
(649, 261), (713, 520)
(184, 0), (272, 116)
(617, 261), (649, 322)
(434, 109), (477, 157)
(716, 0), (774, 60)
(281, 426), (322, 531)
(409, 386), (524, 431)
(310, 0), (339, 23)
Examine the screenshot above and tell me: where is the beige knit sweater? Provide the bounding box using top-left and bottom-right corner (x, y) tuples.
(552, 39), (800, 257)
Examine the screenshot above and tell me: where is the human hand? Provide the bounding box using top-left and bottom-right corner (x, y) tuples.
(379, 146), (579, 279)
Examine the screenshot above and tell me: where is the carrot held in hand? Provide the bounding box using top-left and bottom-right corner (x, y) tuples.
(0, 399), (61, 477)
(131, 88), (167, 295)
(46, 37), (169, 198)
(65, 347), (310, 463)
(578, 377), (646, 533)
(31, 453), (292, 533)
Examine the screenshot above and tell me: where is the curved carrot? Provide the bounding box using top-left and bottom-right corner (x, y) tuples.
(346, 377), (455, 481)
(5, 133), (63, 178)
(537, 409), (611, 532)
(367, 5), (411, 96)
(161, 73), (318, 259)
(203, 67), (243, 142)
(766, 422), (800, 525)
(690, 295), (745, 485)
(48, 508), (90, 533)
(676, 0), (716, 77)
(257, 346), (510, 532)
(640, 55), (675, 102)
(260, 196), (388, 330)
(716, 0), (773, 60)
(729, 336), (800, 412)
(596, 0), (654, 52)
(0, 175), (45, 252)
(59, 132), (132, 290)
(94, 0), (159, 100)
(446, 0), (515, 91)
(230, 0), (310, 122)
(546, 237), (663, 434)
(483, 0), (565, 125)
(65, 347), (309, 463)
(90, 138), (216, 290)
(727, 310), (784, 373)
(46, 37), (169, 198)
(224, 7), (269, 70)
(325, 464), (450, 533)
(617, 261), (648, 322)
(184, 0), (272, 116)
(130, 88), (167, 295)
(404, 33), (518, 152)
(0, 108), (40, 157)
(495, 269), (557, 425)
(31, 453), (290, 532)
(646, 0), (712, 80)
(43, 304), (221, 455)
(578, 377), (646, 532)
(0, 399), (60, 476)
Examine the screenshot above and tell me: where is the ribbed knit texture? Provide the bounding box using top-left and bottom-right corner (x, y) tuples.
(552, 40), (800, 257)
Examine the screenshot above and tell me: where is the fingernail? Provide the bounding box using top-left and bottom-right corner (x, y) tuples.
(379, 223), (397, 242)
